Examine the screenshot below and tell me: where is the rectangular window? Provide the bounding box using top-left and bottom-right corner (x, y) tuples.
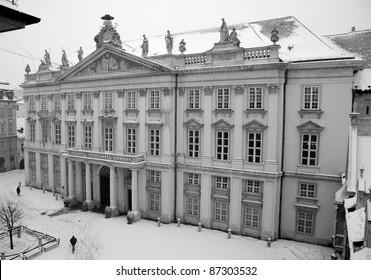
(83, 126), (92, 149)
(0, 123), (4, 134)
(297, 211), (314, 234)
(55, 123), (61, 145)
(83, 93), (92, 110)
(150, 90), (160, 109)
(216, 176), (229, 189)
(299, 183), (316, 198)
(104, 92), (113, 109)
(149, 192), (160, 212)
(40, 95), (47, 110)
(54, 94), (61, 110)
(188, 89), (200, 109)
(29, 122), (35, 142)
(188, 129), (200, 157)
(247, 132), (262, 163)
(217, 88), (230, 109)
(42, 121), (48, 143)
(127, 91), (137, 109)
(245, 206), (260, 228)
(216, 131), (229, 160)
(149, 128), (160, 156)
(127, 128), (136, 154)
(67, 94), (75, 110)
(28, 96), (35, 111)
(187, 173), (200, 185)
(104, 127), (113, 152)
(8, 119), (13, 133)
(0, 107), (4, 117)
(245, 180), (262, 194)
(187, 197), (199, 217)
(301, 134), (318, 166)
(67, 125), (75, 147)
(249, 87), (263, 109)
(303, 86), (319, 110)
(149, 170), (161, 182)
(214, 201), (228, 222)
(0, 141), (4, 149)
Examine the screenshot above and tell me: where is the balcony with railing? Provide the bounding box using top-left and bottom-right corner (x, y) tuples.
(66, 149), (145, 165)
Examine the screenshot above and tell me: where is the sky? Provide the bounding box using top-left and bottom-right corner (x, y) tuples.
(0, 0), (371, 89)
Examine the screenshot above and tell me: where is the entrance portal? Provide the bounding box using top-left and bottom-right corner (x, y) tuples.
(99, 166), (110, 209)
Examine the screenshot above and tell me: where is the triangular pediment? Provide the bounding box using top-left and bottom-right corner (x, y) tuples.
(297, 121), (324, 133)
(57, 45), (171, 81)
(211, 118), (234, 129)
(242, 120), (267, 131)
(184, 118), (204, 127)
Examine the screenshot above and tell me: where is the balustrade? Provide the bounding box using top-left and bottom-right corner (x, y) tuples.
(67, 149), (144, 163)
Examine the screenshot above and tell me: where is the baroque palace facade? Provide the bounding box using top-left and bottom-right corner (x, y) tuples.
(22, 15), (362, 245)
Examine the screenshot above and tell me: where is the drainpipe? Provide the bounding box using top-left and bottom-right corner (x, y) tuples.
(174, 71), (178, 222)
(278, 67), (288, 239)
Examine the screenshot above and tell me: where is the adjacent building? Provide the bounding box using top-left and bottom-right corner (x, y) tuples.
(21, 15), (363, 245)
(0, 81), (18, 172)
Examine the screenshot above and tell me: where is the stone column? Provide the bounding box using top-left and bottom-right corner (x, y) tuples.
(60, 156), (67, 198)
(48, 153), (54, 191)
(35, 152), (41, 189)
(85, 162), (92, 201)
(229, 177), (242, 233)
(200, 173), (211, 228)
(93, 91), (100, 152)
(68, 160), (74, 197)
(60, 93), (66, 148)
(75, 92), (82, 149)
(76, 161), (82, 201)
(117, 90), (124, 153)
(109, 165), (118, 215)
(265, 84), (280, 172)
(202, 87), (213, 166)
(131, 168), (138, 212)
(24, 150), (30, 186)
(138, 89), (146, 154)
(232, 86), (244, 169)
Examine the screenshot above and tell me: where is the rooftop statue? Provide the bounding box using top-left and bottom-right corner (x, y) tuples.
(44, 50), (51, 66)
(165, 30), (173, 54)
(220, 18), (229, 42)
(94, 14), (122, 49)
(228, 28), (240, 47)
(141, 35), (149, 57)
(62, 50), (69, 67)
(77, 47), (84, 61)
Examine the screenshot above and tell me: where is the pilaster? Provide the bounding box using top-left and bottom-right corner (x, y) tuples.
(68, 159), (74, 197)
(131, 168), (138, 211)
(24, 150), (29, 186)
(200, 173), (211, 227)
(48, 153), (54, 192)
(60, 156), (66, 198)
(35, 152), (41, 189)
(229, 177), (242, 233)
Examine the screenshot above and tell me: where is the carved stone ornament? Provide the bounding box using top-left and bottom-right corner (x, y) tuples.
(163, 87), (172, 96)
(93, 91), (100, 98)
(35, 95), (40, 101)
(178, 87), (185, 96)
(234, 85), (244, 95)
(267, 84), (279, 94)
(60, 92), (66, 100)
(94, 14), (122, 49)
(47, 94), (53, 101)
(204, 87), (213, 95)
(76, 91), (82, 99)
(139, 88), (147, 97)
(117, 90), (124, 97)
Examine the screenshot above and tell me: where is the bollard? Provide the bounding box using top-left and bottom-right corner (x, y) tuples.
(53, 189), (55, 196)
(157, 218), (161, 227)
(1, 252), (5, 260)
(266, 237), (271, 248)
(227, 228), (232, 239)
(20, 253), (25, 260)
(177, 218), (180, 227)
(43, 187), (45, 194)
(38, 237), (42, 249)
(198, 223), (202, 232)
(29, 184), (32, 190)
(17, 229), (21, 238)
(55, 193), (59, 200)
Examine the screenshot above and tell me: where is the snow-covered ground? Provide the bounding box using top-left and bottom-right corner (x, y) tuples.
(0, 170), (335, 260)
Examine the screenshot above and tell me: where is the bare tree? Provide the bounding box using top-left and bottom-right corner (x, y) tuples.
(0, 195), (24, 250)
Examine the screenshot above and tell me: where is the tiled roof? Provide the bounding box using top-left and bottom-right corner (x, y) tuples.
(324, 29), (371, 68)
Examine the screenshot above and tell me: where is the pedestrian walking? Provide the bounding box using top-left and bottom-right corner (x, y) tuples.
(70, 235), (77, 254)
(16, 186), (21, 196)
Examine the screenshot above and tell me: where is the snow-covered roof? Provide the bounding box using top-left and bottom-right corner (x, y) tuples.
(324, 29), (371, 68)
(354, 69), (371, 90)
(124, 16), (355, 63)
(346, 207), (365, 243)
